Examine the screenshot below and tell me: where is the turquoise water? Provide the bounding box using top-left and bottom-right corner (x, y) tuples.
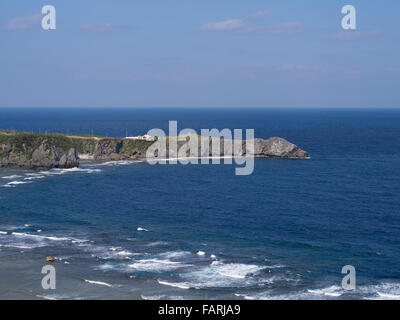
(0, 108), (400, 300)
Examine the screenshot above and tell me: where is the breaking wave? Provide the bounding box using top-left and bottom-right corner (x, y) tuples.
(1, 167), (102, 188)
(84, 280), (113, 288)
(157, 261), (267, 289)
(128, 258), (192, 272)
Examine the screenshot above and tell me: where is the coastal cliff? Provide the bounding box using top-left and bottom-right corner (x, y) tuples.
(0, 130), (309, 169)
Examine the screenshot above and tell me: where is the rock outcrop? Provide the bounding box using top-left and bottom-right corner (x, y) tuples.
(252, 137), (309, 158)
(31, 144), (78, 169)
(0, 142), (78, 169)
(0, 132), (79, 169)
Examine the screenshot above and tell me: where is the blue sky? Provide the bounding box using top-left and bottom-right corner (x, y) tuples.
(0, 0), (399, 107)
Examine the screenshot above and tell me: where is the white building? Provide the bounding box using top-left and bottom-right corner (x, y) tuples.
(125, 134), (155, 141)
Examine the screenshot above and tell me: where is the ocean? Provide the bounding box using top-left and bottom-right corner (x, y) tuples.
(0, 107), (399, 300)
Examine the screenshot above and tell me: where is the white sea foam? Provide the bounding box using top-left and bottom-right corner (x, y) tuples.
(239, 282), (400, 300)
(36, 295), (60, 300)
(141, 294), (184, 300)
(265, 265), (285, 269)
(84, 279), (113, 287)
(211, 261), (264, 279)
(2, 167), (102, 188)
(1, 167), (102, 189)
(128, 258), (191, 272)
(146, 241), (169, 247)
(141, 295), (165, 300)
(1, 175), (23, 179)
(360, 282), (400, 300)
(11, 232), (46, 240)
(236, 290), (314, 300)
(10, 232), (87, 243)
(376, 292), (400, 299)
(137, 227), (148, 232)
(196, 251), (206, 256)
(160, 251), (191, 259)
(6, 180), (32, 185)
(0, 231), (7, 235)
(24, 175), (45, 180)
(36, 294), (83, 300)
(116, 250), (136, 257)
(98, 263), (117, 270)
(83, 245), (138, 260)
(307, 285), (343, 297)
(93, 160), (143, 167)
(2, 244), (35, 249)
(158, 261), (266, 289)
(41, 167), (102, 175)
(157, 280), (191, 290)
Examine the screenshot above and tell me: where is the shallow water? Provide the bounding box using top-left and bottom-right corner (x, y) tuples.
(0, 108), (400, 300)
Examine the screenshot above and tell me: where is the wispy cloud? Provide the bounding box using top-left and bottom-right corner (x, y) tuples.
(201, 19), (247, 31)
(325, 30), (382, 40)
(201, 11), (301, 35)
(281, 64), (308, 71)
(79, 23), (126, 33)
(2, 14), (41, 31)
(280, 64), (326, 74)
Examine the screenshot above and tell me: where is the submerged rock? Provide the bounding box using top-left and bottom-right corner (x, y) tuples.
(46, 256), (56, 262)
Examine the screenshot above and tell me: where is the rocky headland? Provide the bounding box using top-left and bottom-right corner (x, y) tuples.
(0, 130), (309, 169)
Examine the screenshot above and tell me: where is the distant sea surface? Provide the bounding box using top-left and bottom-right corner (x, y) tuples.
(0, 107), (400, 300)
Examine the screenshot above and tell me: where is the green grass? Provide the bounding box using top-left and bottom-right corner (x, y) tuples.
(0, 132), (79, 159)
(0, 130), (158, 159)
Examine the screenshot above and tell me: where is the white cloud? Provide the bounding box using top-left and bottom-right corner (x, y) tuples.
(201, 19), (247, 31)
(280, 64), (326, 74)
(201, 11), (301, 35)
(2, 14), (41, 31)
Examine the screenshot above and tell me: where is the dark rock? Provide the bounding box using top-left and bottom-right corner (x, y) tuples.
(31, 144), (78, 169)
(251, 137), (309, 158)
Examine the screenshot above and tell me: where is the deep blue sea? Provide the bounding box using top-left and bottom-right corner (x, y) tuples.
(0, 108), (400, 300)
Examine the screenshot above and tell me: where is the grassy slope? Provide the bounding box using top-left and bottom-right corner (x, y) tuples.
(0, 130), (152, 159)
